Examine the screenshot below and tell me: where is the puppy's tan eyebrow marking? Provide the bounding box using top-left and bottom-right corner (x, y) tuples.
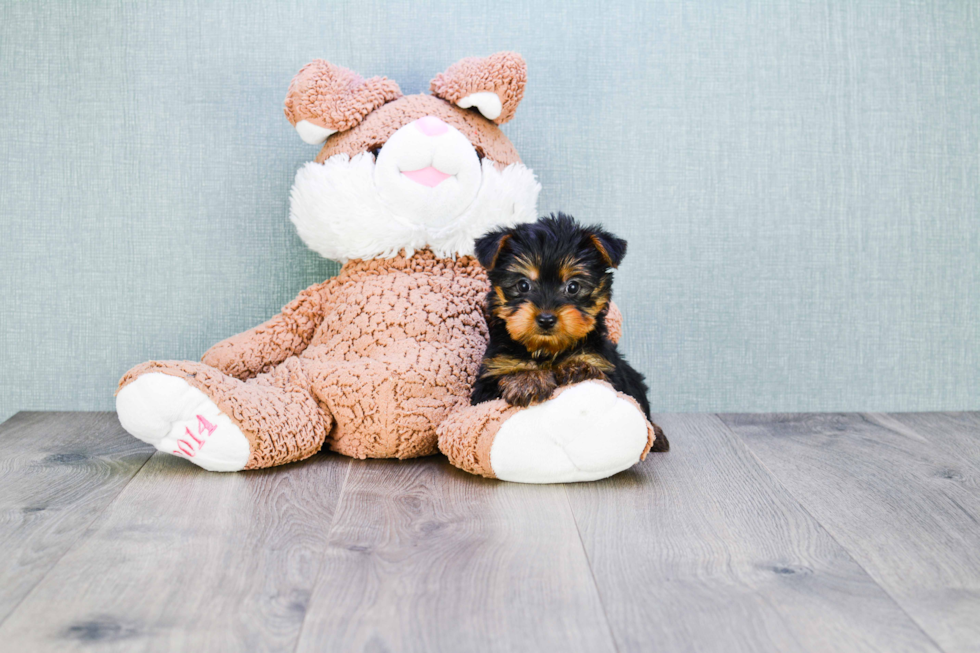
(508, 254), (540, 281)
(558, 256), (588, 282)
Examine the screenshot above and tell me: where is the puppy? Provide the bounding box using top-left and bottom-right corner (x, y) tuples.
(471, 213), (669, 452)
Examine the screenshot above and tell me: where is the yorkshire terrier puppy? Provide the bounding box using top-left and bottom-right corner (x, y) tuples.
(471, 213), (668, 452)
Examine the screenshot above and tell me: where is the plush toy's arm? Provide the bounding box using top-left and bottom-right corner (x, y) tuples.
(606, 301), (623, 345)
(201, 279), (337, 380)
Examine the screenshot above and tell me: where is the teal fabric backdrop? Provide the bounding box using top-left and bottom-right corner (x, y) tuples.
(1, 1), (978, 422)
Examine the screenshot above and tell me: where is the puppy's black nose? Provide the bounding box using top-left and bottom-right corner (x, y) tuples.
(536, 313), (558, 330)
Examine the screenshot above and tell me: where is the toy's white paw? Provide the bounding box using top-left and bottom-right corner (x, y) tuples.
(489, 381), (649, 484)
(116, 373), (250, 472)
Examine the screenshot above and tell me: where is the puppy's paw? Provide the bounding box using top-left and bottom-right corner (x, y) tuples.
(499, 370), (557, 407)
(554, 358), (609, 386)
(650, 422), (670, 452)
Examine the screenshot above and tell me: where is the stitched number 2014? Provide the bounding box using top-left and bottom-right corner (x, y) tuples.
(173, 415), (218, 458)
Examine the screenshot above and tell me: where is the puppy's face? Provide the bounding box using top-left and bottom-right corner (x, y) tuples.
(475, 213), (627, 355)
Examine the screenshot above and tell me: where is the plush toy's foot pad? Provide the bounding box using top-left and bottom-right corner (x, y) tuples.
(490, 381), (650, 484)
(116, 373), (250, 472)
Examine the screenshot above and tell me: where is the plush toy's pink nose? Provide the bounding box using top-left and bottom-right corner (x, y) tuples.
(415, 115), (448, 136)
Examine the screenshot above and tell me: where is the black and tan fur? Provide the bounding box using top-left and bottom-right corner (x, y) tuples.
(471, 213), (669, 452)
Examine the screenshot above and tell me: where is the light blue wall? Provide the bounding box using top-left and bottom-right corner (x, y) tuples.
(1, 0), (978, 422)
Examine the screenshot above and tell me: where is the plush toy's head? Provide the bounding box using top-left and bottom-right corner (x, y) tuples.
(284, 52), (541, 262)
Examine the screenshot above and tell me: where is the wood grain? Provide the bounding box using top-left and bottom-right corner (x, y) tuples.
(565, 413), (941, 653)
(294, 457), (617, 653)
(720, 413), (980, 653)
(869, 412), (980, 485)
(0, 412), (154, 625)
(0, 447), (350, 652)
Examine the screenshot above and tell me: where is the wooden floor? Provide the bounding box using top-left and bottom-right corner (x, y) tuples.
(0, 412), (978, 652)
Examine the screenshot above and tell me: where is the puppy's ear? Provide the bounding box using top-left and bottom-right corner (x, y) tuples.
(586, 227), (627, 269)
(474, 230), (512, 270)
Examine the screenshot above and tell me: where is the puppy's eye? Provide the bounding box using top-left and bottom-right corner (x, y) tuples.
(565, 280), (581, 295)
(516, 279), (531, 293)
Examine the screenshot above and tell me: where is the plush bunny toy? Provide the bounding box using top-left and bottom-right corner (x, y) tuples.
(116, 52), (659, 483)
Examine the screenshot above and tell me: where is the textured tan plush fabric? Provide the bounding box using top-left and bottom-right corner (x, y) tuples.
(436, 399), (520, 478)
(606, 301), (623, 345)
(199, 279), (337, 381)
(430, 51), (527, 125)
(283, 59), (402, 132)
(302, 252), (490, 459)
(120, 250), (490, 467)
(119, 357), (330, 469)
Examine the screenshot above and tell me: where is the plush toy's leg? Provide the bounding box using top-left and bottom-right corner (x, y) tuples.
(437, 380), (657, 483)
(116, 358), (330, 471)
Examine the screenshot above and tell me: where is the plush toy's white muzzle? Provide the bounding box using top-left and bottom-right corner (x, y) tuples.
(374, 116), (483, 229)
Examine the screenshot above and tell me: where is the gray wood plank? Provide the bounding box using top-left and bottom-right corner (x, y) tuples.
(0, 412), (154, 625)
(869, 412), (980, 485)
(566, 413), (942, 653)
(0, 449), (350, 652)
(294, 457), (617, 653)
(720, 413), (980, 653)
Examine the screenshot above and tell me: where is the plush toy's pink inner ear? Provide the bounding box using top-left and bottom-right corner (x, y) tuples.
(284, 59), (402, 143)
(430, 52), (527, 125)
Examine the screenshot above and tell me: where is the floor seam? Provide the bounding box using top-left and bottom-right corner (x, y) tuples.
(562, 485), (621, 653)
(290, 457), (353, 653)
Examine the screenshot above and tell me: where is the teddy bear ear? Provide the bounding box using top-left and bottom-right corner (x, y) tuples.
(430, 52), (527, 125)
(284, 60), (402, 145)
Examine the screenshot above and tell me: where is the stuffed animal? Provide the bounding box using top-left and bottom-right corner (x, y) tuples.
(115, 52), (659, 483)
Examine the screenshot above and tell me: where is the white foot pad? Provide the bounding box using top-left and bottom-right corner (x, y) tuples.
(490, 381), (649, 484)
(116, 373), (250, 472)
